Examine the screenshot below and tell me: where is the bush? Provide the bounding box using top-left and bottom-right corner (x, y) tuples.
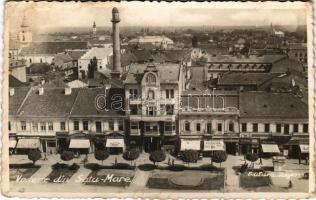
(52, 163), (68, 170)
(94, 150), (110, 165)
(149, 150), (166, 166)
(180, 150), (199, 167)
(28, 149), (42, 164)
(68, 163), (80, 171)
(246, 153), (259, 163)
(123, 148), (140, 165)
(60, 151), (74, 162)
(211, 151), (227, 167)
(84, 163), (100, 170)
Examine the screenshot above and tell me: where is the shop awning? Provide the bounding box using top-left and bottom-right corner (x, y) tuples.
(204, 140), (225, 151)
(16, 138), (40, 149)
(299, 144), (309, 153)
(69, 139), (90, 149)
(261, 144), (280, 153)
(180, 139), (201, 151)
(106, 138), (124, 148)
(9, 140), (17, 148)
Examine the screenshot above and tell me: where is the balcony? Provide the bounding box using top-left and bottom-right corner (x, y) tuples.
(164, 130), (176, 136)
(144, 130), (160, 137)
(129, 115), (176, 121)
(180, 106), (239, 115)
(129, 97), (142, 104)
(130, 129), (141, 136)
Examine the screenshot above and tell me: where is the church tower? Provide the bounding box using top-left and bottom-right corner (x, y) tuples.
(19, 15), (32, 47)
(92, 21), (97, 37)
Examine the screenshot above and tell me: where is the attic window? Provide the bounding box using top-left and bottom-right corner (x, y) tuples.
(290, 104), (294, 108)
(263, 104), (267, 108)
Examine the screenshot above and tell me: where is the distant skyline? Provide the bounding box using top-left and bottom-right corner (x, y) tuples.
(6, 1), (308, 33)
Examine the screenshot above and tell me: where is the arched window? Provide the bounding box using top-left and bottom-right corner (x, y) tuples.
(147, 90), (155, 100)
(229, 121), (234, 132)
(146, 73), (156, 85)
(185, 121), (190, 131)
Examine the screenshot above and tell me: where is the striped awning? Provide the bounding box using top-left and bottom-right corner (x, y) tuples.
(69, 139), (90, 149)
(16, 138), (40, 149)
(261, 144), (280, 153)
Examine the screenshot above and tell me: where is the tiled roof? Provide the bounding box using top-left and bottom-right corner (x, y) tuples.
(67, 50), (88, 60)
(28, 63), (51, 75)
(181, 91), (239, 110)
(270, 57), (304, 74)
(18, 88), (80, 118)
(54, 52), (73, 64)
(20, 42), (88, 55)
(124, 63), (180, 84)
(9, 75), (28, 88)
(70, 87), (124, 117)
(218, 72), (277, 86)
(9, 87), (31, 116)
(239, 91), (308, 118)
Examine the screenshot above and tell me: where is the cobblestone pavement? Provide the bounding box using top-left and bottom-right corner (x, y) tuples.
(8, 152), (309, 194)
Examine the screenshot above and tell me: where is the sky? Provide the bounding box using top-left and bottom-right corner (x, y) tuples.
(6, 1), (308, 32)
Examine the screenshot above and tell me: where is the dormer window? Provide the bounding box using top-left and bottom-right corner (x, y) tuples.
(146, 73), (156, 85)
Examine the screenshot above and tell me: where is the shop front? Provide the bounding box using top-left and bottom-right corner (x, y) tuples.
(41, 137), (57, 154)
(143, 136), (161, 153)
(203, 139), (225, 157)
(299, 144), (309, 164)
(162, 135), (178, 154)
(105, 132), (125, 154)
(260, 143), (280, 157)
(68, 138), (91, 155)
(15, 137), (41, 154)
(56, 132), (70, 153)
(180, 139), (201, 151)
(239, 138), (259, 155)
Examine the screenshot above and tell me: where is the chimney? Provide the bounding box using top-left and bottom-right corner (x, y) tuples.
(65, 87), (72, 95)
(111, 7), (121, 79)
(9, 88), (15, 96)
(38, 87), (44, 95)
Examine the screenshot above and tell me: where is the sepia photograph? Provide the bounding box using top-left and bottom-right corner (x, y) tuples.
(2, 1), (314, 198)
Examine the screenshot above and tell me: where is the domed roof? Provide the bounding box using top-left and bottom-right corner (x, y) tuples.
(112, 7), (119, 13)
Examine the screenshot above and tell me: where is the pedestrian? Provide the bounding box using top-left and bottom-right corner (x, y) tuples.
(259, 157), (262, 165)
(168, 157), (171, 165)
(172, 158), (174, 166)
(288, 180), (292, 189)
(115, 157), (117, 166)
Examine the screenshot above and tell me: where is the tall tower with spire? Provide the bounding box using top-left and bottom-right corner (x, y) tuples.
(19, 15), (32, 47)
(111, 7), (121, 79)
(92, 21), (97, 37)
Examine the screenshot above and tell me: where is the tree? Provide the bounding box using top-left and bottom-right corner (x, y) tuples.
(180, 150), (199, 167)
(211, 151), (227, 168)
(192, 35), (199, 48)
(60, 151), (74, 164)
(149, 150), (166, 167)
(246, 153), (259, 167)
(123, 148), (140, 165)
(94, 150), (110, 165)
(28, 149), (42, 165)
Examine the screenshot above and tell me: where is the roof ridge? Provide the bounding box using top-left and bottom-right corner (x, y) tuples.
(69, 88), (81, 116)
(16, 87), (33, 115)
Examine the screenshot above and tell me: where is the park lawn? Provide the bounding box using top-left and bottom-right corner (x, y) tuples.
(9, 163), (41, 181)
(147, 170), (224, 190)
(46, 163), (80, 183)
(83, 169), (135, 187)
(239, 169), (272, 188)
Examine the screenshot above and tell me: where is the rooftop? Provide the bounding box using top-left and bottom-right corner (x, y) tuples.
(18, 88), (79, 118)
(20, 42), (88, 55)
(124, 63), (181, 84)
(80, 47), (113, 60)
(205, 54), (286, 63)
(9, 87), (31, 116)
(239, 91), (308, 118)
(218, 72), (278, 86)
